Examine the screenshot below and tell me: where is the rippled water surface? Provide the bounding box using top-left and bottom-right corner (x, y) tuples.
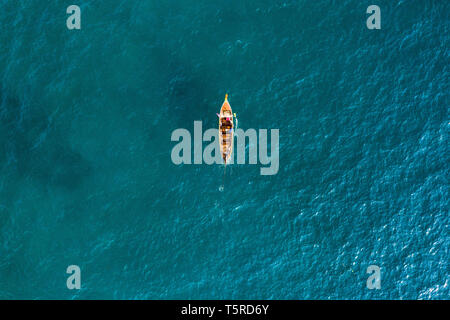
(0, 0), (448, 299)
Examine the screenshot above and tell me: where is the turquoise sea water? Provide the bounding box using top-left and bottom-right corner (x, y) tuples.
(0, 0), (448, 299)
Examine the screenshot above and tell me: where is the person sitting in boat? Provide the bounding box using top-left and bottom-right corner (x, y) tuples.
(220, 115), (233, 127)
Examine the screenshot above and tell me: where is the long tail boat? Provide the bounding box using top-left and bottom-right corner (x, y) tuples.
(218, 94), (233, 164)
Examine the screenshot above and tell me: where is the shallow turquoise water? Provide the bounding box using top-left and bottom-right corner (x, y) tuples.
(0, 0), (448, 299)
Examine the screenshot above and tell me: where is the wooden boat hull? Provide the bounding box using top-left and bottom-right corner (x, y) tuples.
(219, 95), (233, 164)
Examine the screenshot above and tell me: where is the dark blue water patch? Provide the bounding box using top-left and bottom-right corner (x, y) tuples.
(0, 86), (92, 191)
